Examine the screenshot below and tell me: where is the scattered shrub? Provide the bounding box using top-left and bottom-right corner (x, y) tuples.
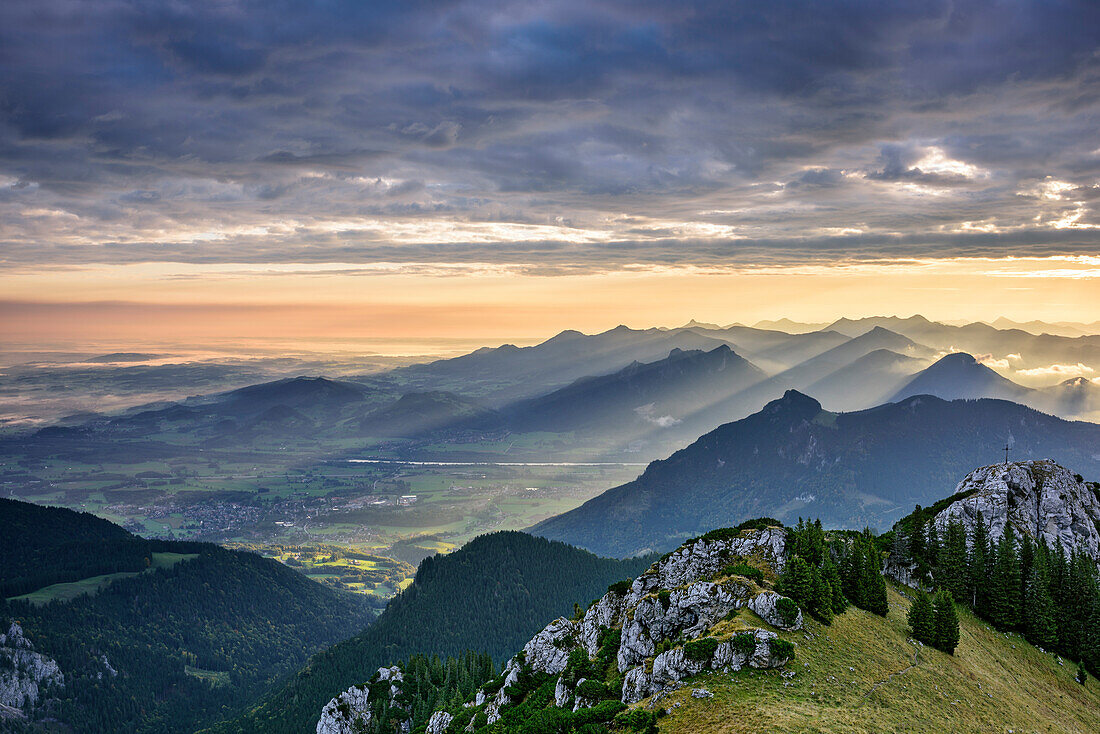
(615, 708), (661, 733)
(607, 580), (632, 596)
(736, 517), (783, 532)
(683, 636), (720, 662)
(770, 638), (795, 660)
(723, 563), (764, 585)
(776, 597), (800, 627)
(576, 678), (611, 700)
(657, 590), (671, 609)
(729, 632), (757, 657)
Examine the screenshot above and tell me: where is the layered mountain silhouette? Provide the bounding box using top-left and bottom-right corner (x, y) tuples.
(503, 345), (765, 435)
(804, 348), (926, 409)
(375, 326), (733, 404)
(531, 390), (1100, 557)
(889, 352), (1033, 403)
(358, 391), (499, 437)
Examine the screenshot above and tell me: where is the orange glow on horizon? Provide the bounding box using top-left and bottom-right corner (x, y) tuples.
(2, 255), (1098, 345)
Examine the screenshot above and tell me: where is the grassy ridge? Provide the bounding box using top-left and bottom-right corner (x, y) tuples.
(9, 551), (197, 605)
(653, 584), (1100, 733)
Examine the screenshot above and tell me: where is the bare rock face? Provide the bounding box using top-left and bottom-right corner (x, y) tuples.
(934, 461), (1100, 561)
(316, 666), (409, 734)
(425, 710), (453, 734)
(316, 684), (371, 734)
(417, 523), (798, 723)
(622, 629), (788, 704)
(631, 527), (790, 599)
(522, 617), (576, 675)
(0, 621), (64, 714)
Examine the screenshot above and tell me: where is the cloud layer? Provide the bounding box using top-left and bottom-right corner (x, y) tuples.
(1, 0), (1099, 274)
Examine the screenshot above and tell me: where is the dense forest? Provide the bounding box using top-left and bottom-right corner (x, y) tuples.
(208, 531), (656, 734)
(0, 499), (149, 597)
(0, 500), (371, 733)
(890, 511), (1100, 675)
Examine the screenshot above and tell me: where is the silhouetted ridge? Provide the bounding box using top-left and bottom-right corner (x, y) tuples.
(764, 389), (823, 418)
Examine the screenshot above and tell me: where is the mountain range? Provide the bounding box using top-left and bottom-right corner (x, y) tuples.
(531, 390), (1100, 557)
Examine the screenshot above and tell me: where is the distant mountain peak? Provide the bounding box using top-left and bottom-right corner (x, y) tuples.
(937, 351), (978, 366)
(546, 329), (585, 342)
(764, 389), (822, 417)
(681, 319), (724, 330)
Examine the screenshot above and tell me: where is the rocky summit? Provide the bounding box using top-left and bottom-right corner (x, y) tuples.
(931, 460), (1100, 562)
(315, 524), (802, 732)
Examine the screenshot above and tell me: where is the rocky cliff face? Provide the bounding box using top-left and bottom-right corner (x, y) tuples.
(0, 621), (64, 717)
(316, 665), (407, 734)
(422, 525), (799, 729)
(933, 460), (1100, 561)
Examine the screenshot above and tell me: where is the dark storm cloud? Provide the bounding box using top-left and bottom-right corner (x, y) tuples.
(0, 0), (1098, 270)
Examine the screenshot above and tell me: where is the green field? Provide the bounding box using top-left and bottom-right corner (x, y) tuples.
(225, 542), (414, 602)
(653, 583), (1100, 733)
(10, 552), (198, 606)
(185, 666), (231, 687)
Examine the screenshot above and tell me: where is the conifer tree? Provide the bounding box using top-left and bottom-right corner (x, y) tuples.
(1018, 534), (1035, 610)
(925, 523), (941, 584)
(823, 557), (848, 614)
(939, 518), (968, 600)
(933, 590), (960, 655)
(778, 555), (814, 608)
(811, 568), (835, 624)
(989, 526), (1022, 630)
(907, 591), (935, 645)
(910, 515), (928, 582)
(968, 512), (991, 616)
(858, 529), (889, 616)
(1023, 555), (1058, 650)
(891, 525), (911, 566)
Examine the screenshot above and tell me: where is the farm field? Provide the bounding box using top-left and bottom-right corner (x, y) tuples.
(2, 436), (644, 601)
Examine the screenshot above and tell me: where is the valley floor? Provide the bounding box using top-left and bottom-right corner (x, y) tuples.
(653, 584), (1100, 733)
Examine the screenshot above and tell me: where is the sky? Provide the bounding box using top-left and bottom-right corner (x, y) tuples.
(1, 0), (1099, 342)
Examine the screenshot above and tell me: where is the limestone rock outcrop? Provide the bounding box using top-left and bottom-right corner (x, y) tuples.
(420, 523), (797, 722)
(316, 666), (409, 734)
(0, 621), (64, 715)
(425, 710), (453, 734)
(932, 461), (1100, 562)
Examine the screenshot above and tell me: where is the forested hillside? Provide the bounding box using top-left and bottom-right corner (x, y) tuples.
(208, 531), (655, 734)
(0, 498), (147, 597)
(0, 500), (370, 733)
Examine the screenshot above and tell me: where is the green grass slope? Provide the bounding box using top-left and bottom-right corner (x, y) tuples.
(10, 551), (196, 605)
(653, 584), (1100, 733)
